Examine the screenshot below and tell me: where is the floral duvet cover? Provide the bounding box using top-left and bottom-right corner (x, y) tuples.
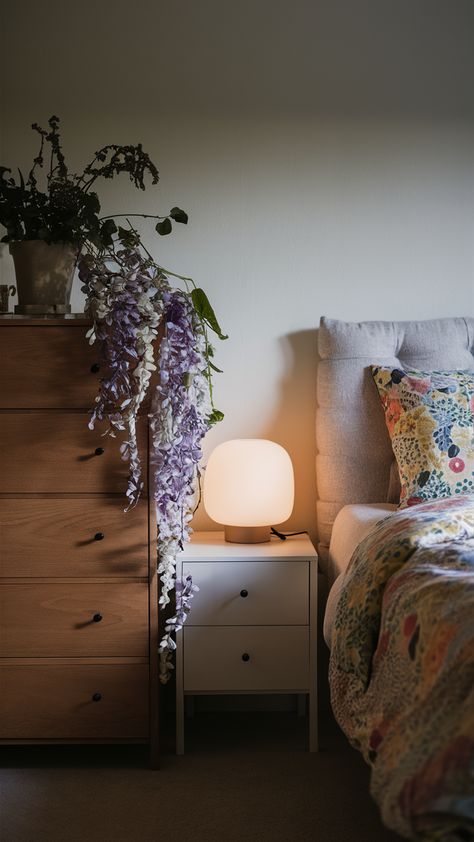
(329, 495), (474, 841)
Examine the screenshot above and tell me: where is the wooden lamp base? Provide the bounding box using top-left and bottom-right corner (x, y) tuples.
(224, 525), (271, 543)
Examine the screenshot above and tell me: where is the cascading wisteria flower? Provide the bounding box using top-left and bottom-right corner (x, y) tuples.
(80, 237), (226, 683)
(79, 247), (166, 507)
(150, 289), (213, 681)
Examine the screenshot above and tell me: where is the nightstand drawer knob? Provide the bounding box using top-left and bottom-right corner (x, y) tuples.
(94, 447), (105, 456)
(94, 532), (105, 541)
(90, 363), (101, 373)
(241, 652), (250, 662)
(92, 692), (102, 702)
(240, 589), (248, 598)
(93, 613), (103, 623)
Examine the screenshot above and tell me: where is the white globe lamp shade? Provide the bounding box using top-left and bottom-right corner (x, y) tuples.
(203, 439), (294, 543)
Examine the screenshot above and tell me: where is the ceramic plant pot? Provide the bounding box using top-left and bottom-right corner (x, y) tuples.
(9, 240), (79, 315)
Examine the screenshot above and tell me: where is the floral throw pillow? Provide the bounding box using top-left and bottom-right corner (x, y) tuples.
(371, 366), (474, 508)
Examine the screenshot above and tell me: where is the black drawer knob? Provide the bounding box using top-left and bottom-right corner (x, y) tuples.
(93, 613), (103, 623)
(241, 653), (250, 662)
(240, 589), (248, 598)
(90, 363), (101, 373)
(94, 447), (105, 456)
(92, 692), (102, 702)
(94, 532), (105, 541)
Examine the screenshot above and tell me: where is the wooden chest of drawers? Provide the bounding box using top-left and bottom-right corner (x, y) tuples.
(0, 318), (158, 764)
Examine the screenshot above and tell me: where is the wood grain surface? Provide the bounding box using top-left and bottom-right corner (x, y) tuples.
(0, 498), (149, 577)
(0, 326), (100, 409)
(0, 320), (157, 757)
(0, 663), (149, 739)
(0, 583), (149, 657)
(0, 413), (147, 493)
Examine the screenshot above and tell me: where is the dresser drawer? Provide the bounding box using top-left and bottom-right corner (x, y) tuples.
(0, 413), (147, 493)
(0, 584), (149, 657)
(0, 325), (100, 409)
(0, 498), (148, 578)
(0, 663), (149, 739)
(184, 561), (308, 625)
(0, 325), (159, 412)
(183, 626), (309, 692)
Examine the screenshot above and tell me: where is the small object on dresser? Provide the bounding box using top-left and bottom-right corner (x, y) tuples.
(0, 284), (16, 313)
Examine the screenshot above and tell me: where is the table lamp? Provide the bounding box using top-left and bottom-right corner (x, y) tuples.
(203, 439), (294, 543)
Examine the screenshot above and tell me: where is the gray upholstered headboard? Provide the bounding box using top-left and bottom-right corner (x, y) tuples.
(316, 316), (474, 567)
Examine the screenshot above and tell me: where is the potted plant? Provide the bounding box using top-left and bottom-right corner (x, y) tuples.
(1, 115), (227, 681)
(0, 115), (186, 314)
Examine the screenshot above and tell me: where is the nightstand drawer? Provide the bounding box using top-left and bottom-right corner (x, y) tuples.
(0, 583), (149, 657)
(183, 626), (309, 691)
(184, 561), (309, 625)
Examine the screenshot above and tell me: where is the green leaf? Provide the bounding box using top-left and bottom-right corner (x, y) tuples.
(156, 218), (172, 236)
(84, 192), (101, 214)
(87, 231), (104, 249)
(208, 409), (224, 425)
(117, 226), (140, 248)
(169, 206), (188, 224)
(100, 218), (117, 246)
(191, 288), (228, 340)
(209, 361), (223, 373)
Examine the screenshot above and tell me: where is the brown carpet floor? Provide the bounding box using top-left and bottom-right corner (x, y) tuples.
(0, 712), (401, 842)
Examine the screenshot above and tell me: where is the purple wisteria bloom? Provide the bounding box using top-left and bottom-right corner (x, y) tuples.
(150, 289), (212, 682)
(79, 248), (164, 509)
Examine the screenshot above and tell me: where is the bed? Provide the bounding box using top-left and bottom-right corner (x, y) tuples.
(317, 316), (474, 841)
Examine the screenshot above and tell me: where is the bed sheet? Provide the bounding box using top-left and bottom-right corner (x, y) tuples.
(329, 503), (396, 578)
(324, 503), (396, 647)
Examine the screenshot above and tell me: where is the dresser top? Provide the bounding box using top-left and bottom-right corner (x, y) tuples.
(182, 531), (317, 561)
(0, 315), (89, 326)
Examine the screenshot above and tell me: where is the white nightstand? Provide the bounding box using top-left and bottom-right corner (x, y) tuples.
(175, 532), (318, 754)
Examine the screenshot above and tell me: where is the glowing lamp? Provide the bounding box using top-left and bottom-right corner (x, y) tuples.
(203, 439), (294, 543)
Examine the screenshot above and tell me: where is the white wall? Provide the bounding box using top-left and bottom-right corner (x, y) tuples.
(2, 1), (473, 541)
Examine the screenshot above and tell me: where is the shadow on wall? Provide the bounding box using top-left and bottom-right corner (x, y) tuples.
(262, 328), (320, 547)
